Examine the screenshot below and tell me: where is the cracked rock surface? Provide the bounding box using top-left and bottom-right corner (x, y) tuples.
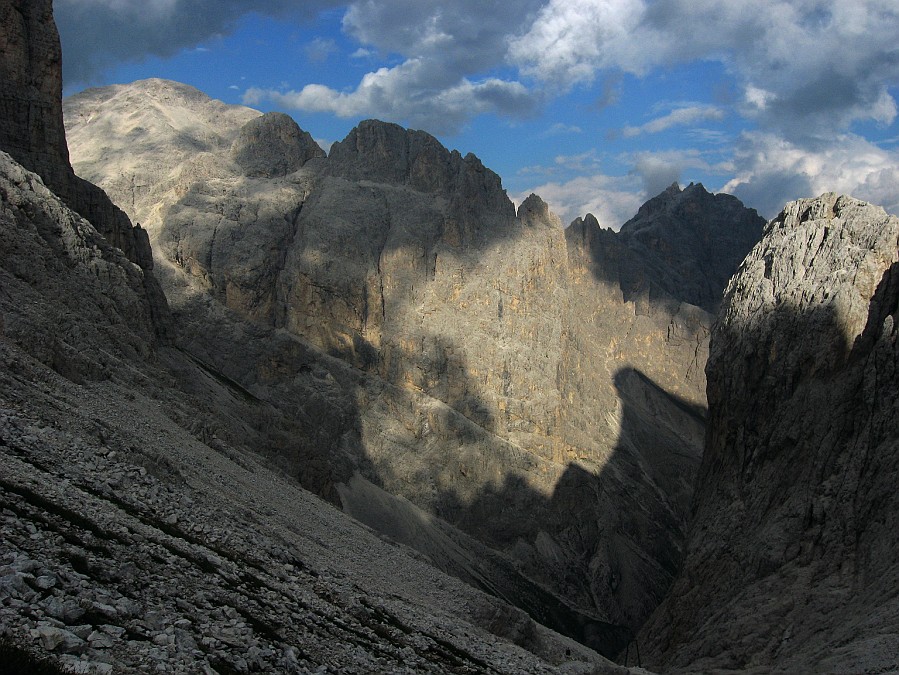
(640, 194), (899, 673)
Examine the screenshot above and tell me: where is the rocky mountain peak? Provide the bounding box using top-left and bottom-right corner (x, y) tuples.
(517, 193), (562, 228)
(612, 182), (765, 312)
(326, 119), (511, 214)
(641, 192), (899, 672)
(230, 111), (324, 178)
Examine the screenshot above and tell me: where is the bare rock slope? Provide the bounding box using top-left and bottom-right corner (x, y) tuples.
(0, 1), (643, 671)
(640, 194), (899, 672)
(0, 151), (623, 674)
(0, 6), (645, 672)
(65, 76), (764, 647)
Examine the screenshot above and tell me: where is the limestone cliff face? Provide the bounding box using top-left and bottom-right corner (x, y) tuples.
(641, 194), (899, 672)
(0, 0), (168, 336)
(0, 0), (69, 195)
(64, 79), (763, 642)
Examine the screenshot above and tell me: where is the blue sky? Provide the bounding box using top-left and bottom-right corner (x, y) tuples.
(57, 0), (899, 227)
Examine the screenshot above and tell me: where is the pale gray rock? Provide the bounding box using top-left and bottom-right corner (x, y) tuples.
(32, 626), (86, 653)
(230, 112), (324, 177)
(640, 194), (899, 673)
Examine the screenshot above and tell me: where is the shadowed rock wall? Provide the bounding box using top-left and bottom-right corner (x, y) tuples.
(64, 78), (764, 640)
(640, 194), (899, 673)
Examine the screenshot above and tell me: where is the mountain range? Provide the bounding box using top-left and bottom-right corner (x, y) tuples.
(2, 1), (898, 673)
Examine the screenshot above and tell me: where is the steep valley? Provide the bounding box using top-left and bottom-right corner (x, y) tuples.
(5, 0), (899, 673)
(64, 77), (764, 646)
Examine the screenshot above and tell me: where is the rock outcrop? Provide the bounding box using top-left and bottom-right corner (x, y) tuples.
(640, 194), (899, 672)
(64, 76), (765, 648)
(0, 0), (168, 336)
(230, 112), (325, 178)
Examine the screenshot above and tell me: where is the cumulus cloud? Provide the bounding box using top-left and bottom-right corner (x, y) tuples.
(55, 0), (341, 85)
(723, 132), (899, 218)
(511, 0), (899, 139)
(244, 59), (536, 134)
(516, 174), (645, 230)
(244, 0), (543, 132)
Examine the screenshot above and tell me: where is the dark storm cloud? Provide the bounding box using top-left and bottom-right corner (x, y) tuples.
(55, 0), (342, 85)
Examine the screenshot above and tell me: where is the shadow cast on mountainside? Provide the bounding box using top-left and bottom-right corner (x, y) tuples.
(640, 265), (899, 672)
(73, 110), (725, 662)
(348, 365), (704, 659)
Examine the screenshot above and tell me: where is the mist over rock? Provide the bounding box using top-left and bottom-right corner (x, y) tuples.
(231, 112), (325, 178)
(640, 193), (899, 672)
(64, 76), (765, 648)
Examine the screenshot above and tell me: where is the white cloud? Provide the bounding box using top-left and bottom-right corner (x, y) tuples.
(622, 105), (725, 137)
(510, 0), (899, 139)
(516, 173), (644, 230)
(245, 59), (537, 134)
(554, 150), (601, 172)
(508, 0), (648, 87)
(723, 131), (899, 218)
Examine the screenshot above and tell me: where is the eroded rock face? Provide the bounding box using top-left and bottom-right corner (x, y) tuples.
(640, 194), (899, 673)
(64, 79), (763, 643)
(0, 0), (69, 196)
(0, 0), (168, 336)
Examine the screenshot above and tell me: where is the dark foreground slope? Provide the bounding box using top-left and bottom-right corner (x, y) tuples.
(640, 193), (899, 672)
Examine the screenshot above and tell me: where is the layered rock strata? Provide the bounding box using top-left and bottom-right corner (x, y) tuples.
(640, 194), (899, 672)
